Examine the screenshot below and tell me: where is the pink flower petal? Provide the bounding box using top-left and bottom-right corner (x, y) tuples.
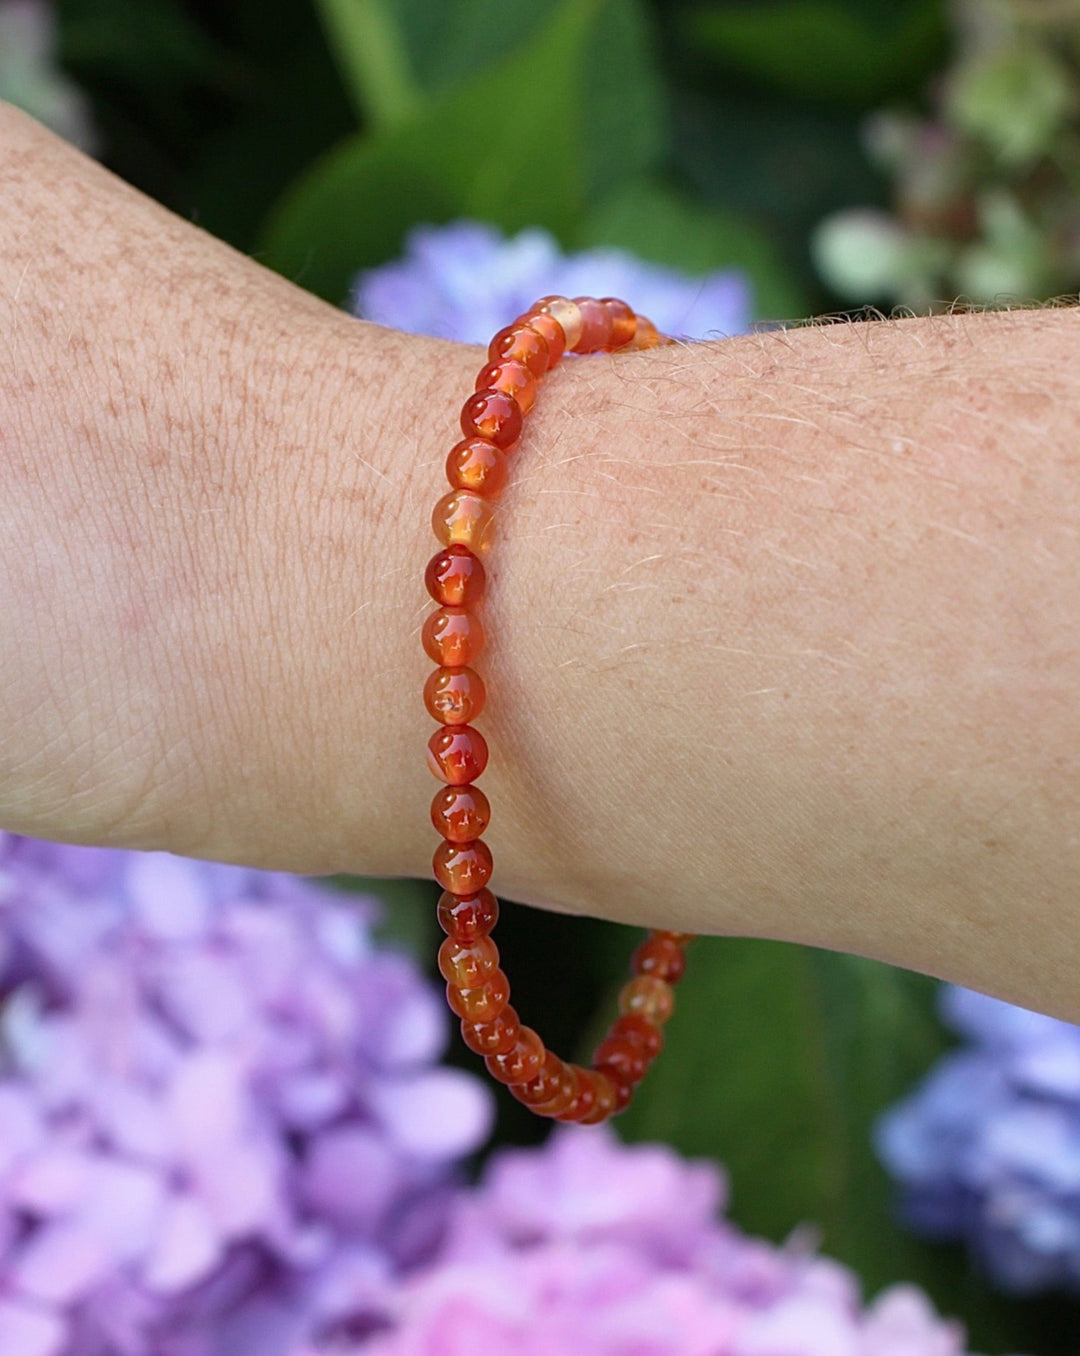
(124, 852), (212, 940)
(0, 1298), (66, 1356)
(369, 1069), (493, 1160)
(302, 1127), (400, 1229)
(10, 1220), (117, 1303)
(141, 1193), (223, 1293)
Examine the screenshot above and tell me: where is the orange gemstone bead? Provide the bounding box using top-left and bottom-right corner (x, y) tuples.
(426, 725), (488, 786)
(592, 1032), (648, 1084)
(488, 324), (550, 379)
(514, 1053), (578, 1115)
(602, 297), (637, 349)
(618, 974), (675, 1025)
(555, 1066), (598, 1122)
(460, 1004), (519, 1055)
(446, 967), (510, 1022)
(485, 1026), (545, 1085)
(425, 545), (486, 608)
(438, 934), (499, 988)
(424, 666), (485, 725)
(579, 1071), (619, 1124)
(433, 837), (493, 894)
(628, 315), (662, 350)
(432, 489), (494, 554)
(474, 360), (537, 416)
(572, 296), (614, 353)
(460, 388), (523, 448)
(437, 888), (499, 942)
(421, 606), (484, 668)
(609, 1012), (663, 1059)
(446, 435), (510, 496)
(430, 783), (491, 843)
(514, 310), (566, 366)
(536, 296), (583, 351)
(631, 934), (686, 984)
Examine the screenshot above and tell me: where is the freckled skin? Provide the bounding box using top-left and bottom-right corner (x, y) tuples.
(1, 102), (1080, 1023)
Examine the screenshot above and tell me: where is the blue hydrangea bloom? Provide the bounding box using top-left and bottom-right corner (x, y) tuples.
(877, 984), (1080, 1294)
(352, 221), (752, 343)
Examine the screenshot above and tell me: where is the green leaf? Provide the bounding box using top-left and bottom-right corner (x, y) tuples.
(261, 0), (617, 303)
(577, 179), (808, 321)
(312, 0), (421, 130)
(393, 0), (549, 96)
(688, 0), (946, 107)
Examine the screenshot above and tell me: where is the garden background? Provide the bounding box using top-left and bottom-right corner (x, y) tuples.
(4, 0), (1080, 1352)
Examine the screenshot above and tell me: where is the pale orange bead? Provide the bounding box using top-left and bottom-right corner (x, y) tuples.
(432, 489), (494, 554)
(627, 315), (662, 350)
(618, 974), (675, 1025)
(536, 296), (583, 351)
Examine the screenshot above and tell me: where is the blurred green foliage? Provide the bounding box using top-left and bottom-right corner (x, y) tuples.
(46, 1), (1080, 1350)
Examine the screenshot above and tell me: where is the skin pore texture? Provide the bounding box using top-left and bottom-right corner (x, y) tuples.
(0, 102), (1078, 1020)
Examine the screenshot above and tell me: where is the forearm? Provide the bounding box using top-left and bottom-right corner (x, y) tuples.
(2, 105), (1078, 1020)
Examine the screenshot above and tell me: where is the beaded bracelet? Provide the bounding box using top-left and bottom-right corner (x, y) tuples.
(422, 295), (692, 1124)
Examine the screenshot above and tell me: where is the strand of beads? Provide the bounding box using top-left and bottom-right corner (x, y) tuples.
(423, 295), (692, 1123)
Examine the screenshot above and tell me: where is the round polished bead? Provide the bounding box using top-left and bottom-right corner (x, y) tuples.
(424, 666), (486, 725)
(485, 1026), (545, 1085)
(536, 296), (583, 351)
(474, 360), (537, 416)
(516, 1054), (579, 1116)
(579, 1070), (619, 1124)
(555, 1066), (598, 1122)
(460, 1003), (519, 1055)
(631, 934), (686, 984)
(628, 315), (662, 350)
(488, 324), (549, 379)
(618, 974), (675, 1025)
(432, 489), (494, 555)
(433, 837), (494, 894)
(438, 934), (499, 988)
(446, 967), (510, 1022)
(609, 1012), (663, 1059)
(572, 296), (614, 353)
(425, 545), (486, 608)
(430, 783), (491, 843)
(421, 606), (484, 668)
(514, 310), (566, 367)
(592, 1032), (648, 1084)
(437, 888), (499, 942)
(426, 724), (489, 786)
(446, 435), (510, 496)
(602, 297), (637, 349)
(595, 1066), (635, 1112)
(460, 388), (523, 449)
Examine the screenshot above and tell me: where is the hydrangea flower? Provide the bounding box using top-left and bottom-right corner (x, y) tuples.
(352, 221), (752, 344)
(878, 984), (1080, 1294)
(0, 0), (96, 150)
(0, 835), (493, 1356)
(279, 1126), (975, 1356)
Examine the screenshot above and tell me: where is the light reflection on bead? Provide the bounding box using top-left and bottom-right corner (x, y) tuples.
(438, 935), (499, 988)
(425, 545), (485, 608)
(424, 666), (485, 725)
(430, 783), (491, 842)
(433, 837), (493, 894)
(437, 889), (499, 942)
(445, 968), (510, 1022)
(618, 974), (675, 1025)
(432, 489), (494, 555)
(446, 435), (510, 496)
(460, 388), (522, 448)
(426, 725), (488, 786)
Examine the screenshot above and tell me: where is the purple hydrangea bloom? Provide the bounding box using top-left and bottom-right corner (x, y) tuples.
(878, 984), (1080, 1294)
(352, 221), (752, 343)
(0, 834), (493, 1356)
(269, 1127), (974, 1356)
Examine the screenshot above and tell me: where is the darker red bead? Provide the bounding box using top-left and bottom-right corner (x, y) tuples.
(460, 388), (523, 449)
(572, 296), (614, 353)
(602, 297), (637, 349)
(609, 1012), (663, 1059)
(426, 725), (488, 786)
(437, 888), (499, 942)
(430, 783), (491, 843)
(433, 837), (494, 894)
(425, 546), (486, 608)
(592, 1033), (648, 1084)
(631, 934), (687, 984)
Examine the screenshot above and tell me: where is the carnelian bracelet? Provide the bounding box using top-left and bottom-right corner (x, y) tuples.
(422, 295), (692, 1123)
